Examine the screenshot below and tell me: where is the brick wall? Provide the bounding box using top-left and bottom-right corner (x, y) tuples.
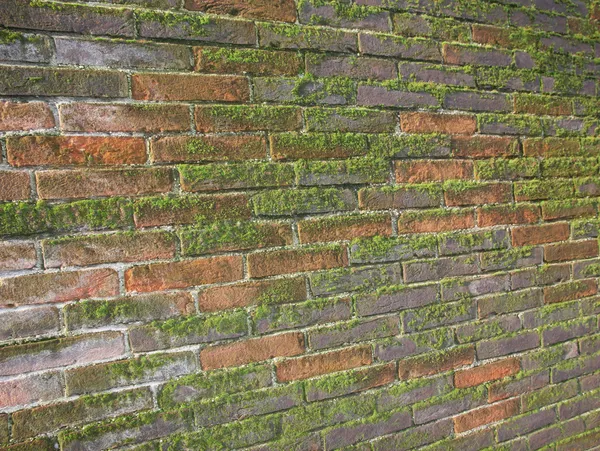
(1, 0), (600, 449)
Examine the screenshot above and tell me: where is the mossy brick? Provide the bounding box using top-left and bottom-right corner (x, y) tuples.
(158, 363), (272, 410)
(475, 158), (538, 180)
(358, 184), (443, 210)
(298, 0), (389, 31)
(58, 409), (194, 451)
(129, 310), (248, 352)
(0, 306), (60, 342)
(193, 384), (304, 428)
(137, 10), (255, 45)
(270, 132), (368, 160)
(310, 263), (402, 296)
(252, 187), (356, 216)
(305, 363), (395, 403)
(133, 193), (250, 228)
(478, 288), (543, 319)
(0, 30), (52, 63)
(355, 283), (438, 317)
(358, 33), (442, 61)
(392, 13), (471, 42)
(514, 180), (574, 201)
(196, 105), (302, 132)
(541, 198), (598, 221)
(257, 22), (358, 52)
(412, 384), (486, 424)
(357, 84), (439, 109)
(349, 234), (438, 265)
(0, 65), (127, 97)
(305, 107), (397, 133)
(295, 158), (389, 186)
(441, 273), (509, 302)
(523, 137), (582, 157)
(151, 135), (266, 163)
(66, 351), (198, 396)
(254, 296), (351, 334)
(253, 76), (356, 106)
(298, 212), (391, 243)
(307, 55), (397, 81)
(308, 316), (400, 350)
(195, 46), (302, 75)
(478, 114), (544, 135)
(480, 246), (543, 271)
(179, 162), (295, 192)
(455, 315), (521, 344)
(370, 134), (451, 159)
(438, 228), (509, 255)
(64, 292), (194, 330)
(180, 220), (292, 255)
(0, 0), (134, 36)
(12, 388), (153, 440)
(403, 298), (475, 332)
(541, 157), (599, 178)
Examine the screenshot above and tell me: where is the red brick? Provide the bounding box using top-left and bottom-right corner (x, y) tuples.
(132, 73), (250, 102)
(472, 24), (513, 47)
(0, 268), (119, 307)
(512, 223), (569, 247)
(184, 0), (297, 22)
(544, 240), (599, 263)
(59, 103), (190, 133)
(398, 209), (474, 234)
(455, 358), (521, 389)
(297, 214), (391, 244)
(477, 204), (540, 227)
(454, 399), (520, 433)
(6, 135), (146, 167)
(276, 346), (372, 382)
(247, 245), (348, 278)
(194, 47), (302, 75)
(400, 112), (476, 135)
(451, 136), (519, 158)
(0, 241), (36, 272)
(201, 332), (305, 370)
(445, 182), (512, 206)
(125, 255), (243, 293)
(42, 231), (176, 268)
(150, 135), (266, 163)
(544, 279), (598, 304)
(398, 346), (475, 380)
(0, 101), (54, 131)
(0, 171), (30, 201)
(198, 277), (307, 312)
(395, 160), (473, 183)
(0, 372), (63, 409)
(36, 168), (173, 200)
(523, 138), (580, 157)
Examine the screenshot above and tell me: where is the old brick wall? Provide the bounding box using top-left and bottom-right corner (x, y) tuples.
(1, 0), (600, 449)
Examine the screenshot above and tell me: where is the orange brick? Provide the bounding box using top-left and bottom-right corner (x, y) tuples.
(455, 358), (520, 389)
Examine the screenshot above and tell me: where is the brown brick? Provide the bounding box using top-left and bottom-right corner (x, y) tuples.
(0, 268), (119, 307)
(6, 135), (146, 167)
(201, 332), (305, 370)
(276, 346), (371, 382)
(36, 168), (172, 200)
(0, 171), (30, 201)
(198, 277), (307, 312)
(395, 160), (473, 183)
(544, 240), (598, 263)
(0, 372), (63, 409)
(477, 204), (540, 227)
(297, 214), (391, 244)
(455, 358), (520, 389)
(401, 112), (476, 134)
(59, 103), (190, 133)
(398, 209), (474, 234)
(544, 279), (598, 304)
(247, 245), (348, 278)
(195, 47), (302, 75)
(42, 231), (175, 268)
(512, 223), (570, 247)
(125, 256), (243, 293)
(195, 105), (302, 132)
(185, 0), (296, 22)
(132, 73), (250, 102)
(398, 346), (475, 380)
(0, 241), (36, 272)
(151, 135), (265, 163)
(454, 399), (520, 433)
(451, 136), (519, 159)
(445, 182), (512, 206)
(0, 101), (54, 131)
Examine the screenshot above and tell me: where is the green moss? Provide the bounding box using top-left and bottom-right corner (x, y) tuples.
(152, 310), (247, 338)
(252, 187), (353, 215)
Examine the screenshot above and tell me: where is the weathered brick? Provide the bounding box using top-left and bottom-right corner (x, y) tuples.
(202, 332), (305, 370)
(276, 346), (371, 382)
(398, 346), (475, 380)
(0, 371), (63, 409)
(395, 160), (473, 183)
(0, 268), (119, 307)
(0, 101), (54, 131)
(125, 256), (243, 292)
(455, 357), (520, 388)
(151, 135), (266, 163)
(132, 73), (249, 101)
(401, 112), (477, 134)
(6, 135), (147, 167)
(0, 306), (59, 342)
(60, 103), (191, 133)
(185, 0), (296, 22)
(454, 398), (520, 433)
